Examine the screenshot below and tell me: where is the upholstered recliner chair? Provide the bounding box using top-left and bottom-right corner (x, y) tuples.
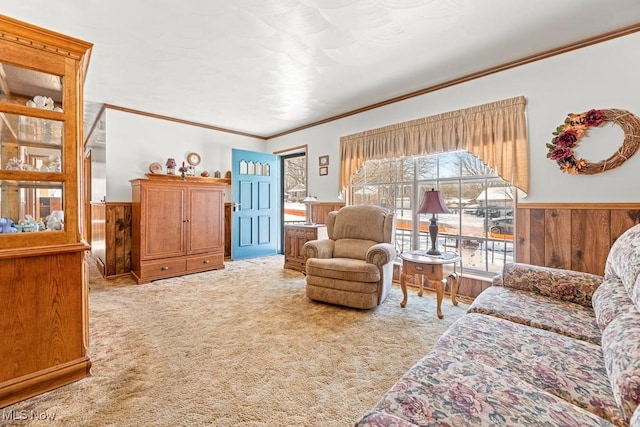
(302, 205), (396, 309)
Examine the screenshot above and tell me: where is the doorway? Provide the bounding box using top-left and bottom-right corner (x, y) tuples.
(278, 146), (307, 251)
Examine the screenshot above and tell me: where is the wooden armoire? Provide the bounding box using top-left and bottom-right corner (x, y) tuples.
(131, 177), (226, 284)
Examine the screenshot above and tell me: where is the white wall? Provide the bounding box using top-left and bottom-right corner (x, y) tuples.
(102, 32), (640, 204)
(104, 109), (266, 201)
(267, 32), (640, 204)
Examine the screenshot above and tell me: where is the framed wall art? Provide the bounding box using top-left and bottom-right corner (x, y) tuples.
(319, 166), (328, 176)
(319, 155), (329, 166)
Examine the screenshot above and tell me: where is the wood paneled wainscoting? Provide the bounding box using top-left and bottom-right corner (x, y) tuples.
(90, 202), (341, 271)
(310, 202), (346, 224)
(393, 203), (640, 302)
(90, 202), (133, 278)
(515, 203), (640, 276)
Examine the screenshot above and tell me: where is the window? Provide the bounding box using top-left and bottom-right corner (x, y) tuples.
(350, 150), (517, 276)
(282, 152), (307, 224)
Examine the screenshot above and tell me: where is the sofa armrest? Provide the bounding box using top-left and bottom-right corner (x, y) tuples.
(366, 243), (396, 267)
(496, 262), (604, 307)
(303, 239), (334, 260)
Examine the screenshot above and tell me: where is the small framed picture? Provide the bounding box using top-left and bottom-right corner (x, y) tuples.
(319, 166), (328, 176)
(319, 155), (329, 166)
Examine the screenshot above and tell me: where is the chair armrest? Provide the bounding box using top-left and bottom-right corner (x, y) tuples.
(366, 243), (396, 267)
(303, 239), (334, 260)
(496, 262), (604, 307)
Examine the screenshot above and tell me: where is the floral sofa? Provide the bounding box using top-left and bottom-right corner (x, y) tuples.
(355, 222), (640, 427)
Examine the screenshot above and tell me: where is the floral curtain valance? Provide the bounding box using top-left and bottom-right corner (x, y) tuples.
(339, 96), (529, 193)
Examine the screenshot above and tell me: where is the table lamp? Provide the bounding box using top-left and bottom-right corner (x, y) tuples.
(302, 195), (318, 225)
(416, 188), (450, 255)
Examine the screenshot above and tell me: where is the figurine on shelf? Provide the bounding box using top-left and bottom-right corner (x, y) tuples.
(166, 158), (177, 175)
(18, 215), (38, 232)
(200, 170), (210, 177)
(0, 218), (17, 233)
(49, 155), (61, 172)
(178, 161), (188, 181)
(26, 95), (61, 111)
(46, 211), (64, 231)
(5, 157), (22, 170)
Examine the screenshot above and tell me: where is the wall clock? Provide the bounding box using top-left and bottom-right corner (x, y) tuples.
(187, 152), (201, 166)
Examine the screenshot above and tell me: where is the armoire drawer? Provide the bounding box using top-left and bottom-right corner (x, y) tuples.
(187, 253), (224, 272)
(139, 258), (187, 280)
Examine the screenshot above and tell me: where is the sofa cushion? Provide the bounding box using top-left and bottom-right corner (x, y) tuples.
(593, 277), (635, 332)
(333, 238), (377, 260)
(605, 223), (640, 303)
(602, 308), (640, 422)
(435, 314), (623, 425)
(354, 350), (615, 427)
(468, 286), (602, 345)
(305, 257), (379, 282)
(496, 262), (602, 308)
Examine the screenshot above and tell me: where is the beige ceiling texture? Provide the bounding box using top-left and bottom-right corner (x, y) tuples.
(3, 0), (640, 138)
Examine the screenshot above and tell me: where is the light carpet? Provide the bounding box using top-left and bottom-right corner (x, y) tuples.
(3, 255), (468, 427)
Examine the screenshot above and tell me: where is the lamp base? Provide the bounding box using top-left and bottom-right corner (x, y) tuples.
(428, 215), (441, 256)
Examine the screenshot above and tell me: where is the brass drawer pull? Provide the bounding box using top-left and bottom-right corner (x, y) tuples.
(414, 265), (423, 271)
(203, 259), (210, 264)
(161, 266), (169, 270)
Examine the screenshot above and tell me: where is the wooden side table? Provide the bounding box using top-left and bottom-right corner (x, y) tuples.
(400, 251), (461, 319)
(283, 224), (328, 272)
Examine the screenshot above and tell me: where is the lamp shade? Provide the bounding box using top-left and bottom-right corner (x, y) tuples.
(416, 188), (450, 215)
(302, 195), (318, 204)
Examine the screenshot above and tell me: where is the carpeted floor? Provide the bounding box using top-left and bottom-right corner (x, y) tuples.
(2, 255), (467, 427)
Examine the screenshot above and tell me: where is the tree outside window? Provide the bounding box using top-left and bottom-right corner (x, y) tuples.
(350, 150), (518, 276)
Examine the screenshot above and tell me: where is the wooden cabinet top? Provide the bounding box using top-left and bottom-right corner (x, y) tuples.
(131, 175), (230, 187)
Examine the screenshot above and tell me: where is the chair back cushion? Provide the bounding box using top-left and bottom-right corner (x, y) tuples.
(327, 205), (394, 243)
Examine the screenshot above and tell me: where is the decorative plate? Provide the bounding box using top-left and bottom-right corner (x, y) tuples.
(187, 152), (201, 166)
(148, 162), (163, 174)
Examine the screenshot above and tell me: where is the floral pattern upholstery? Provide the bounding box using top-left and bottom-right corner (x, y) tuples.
(493, 263), (603, 307)
(592, 278), (635, 331)
(355, 223), (640, 427)
(355, 351), (616, 427)
(436, 314), (624, 425)
(605, 225), (640, 300)
(601, 309), (640, 421)
(468, 286), (602, 344)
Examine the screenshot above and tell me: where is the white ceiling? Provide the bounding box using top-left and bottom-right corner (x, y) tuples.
(3, 0), (640, 138)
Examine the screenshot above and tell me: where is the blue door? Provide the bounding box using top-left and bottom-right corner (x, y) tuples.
(231, 149), (278, 260)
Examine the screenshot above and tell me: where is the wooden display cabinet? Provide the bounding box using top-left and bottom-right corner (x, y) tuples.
(284, 224), (328, 272)
(131, 178), (226, 284)
(0, 16), (93, 407)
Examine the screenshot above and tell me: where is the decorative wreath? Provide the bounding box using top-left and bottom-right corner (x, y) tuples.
(546, 108), (640, 174)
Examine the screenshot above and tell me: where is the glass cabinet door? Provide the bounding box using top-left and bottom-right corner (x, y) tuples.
(0, 61), (67, 236)
(0, 181), (64, 233)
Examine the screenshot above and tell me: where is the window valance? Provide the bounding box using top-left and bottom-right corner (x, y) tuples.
(339, 96), (529, 193)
